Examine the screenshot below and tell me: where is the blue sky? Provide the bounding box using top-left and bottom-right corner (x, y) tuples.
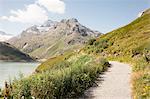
(0, 0), (150, 35)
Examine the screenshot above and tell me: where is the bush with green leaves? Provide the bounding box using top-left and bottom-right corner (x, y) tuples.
(85, 38), (113, 54)
(10, 55), (109, 98)
(87, 38), (96, 45)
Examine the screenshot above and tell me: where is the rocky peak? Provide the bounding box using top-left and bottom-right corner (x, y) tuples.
(60, 18), (78, 24)
(24, 20), (58, 34)
(24, 25), (39, 35)
(55, 18), (101, 37)
(67, 18), (78, 23)
(19, 18), (101, 38)
(22, 18), (101, 37)
(41, 20), (58, 27)
(28, 25), (38, 31)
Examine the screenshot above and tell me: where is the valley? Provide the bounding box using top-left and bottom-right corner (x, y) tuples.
(0, 4), (149, 99)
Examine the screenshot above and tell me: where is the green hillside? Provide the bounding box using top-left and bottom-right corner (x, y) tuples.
(0, 42), (35, 62)
(84, 10), (150, 98)
(85, 13), (150, 57)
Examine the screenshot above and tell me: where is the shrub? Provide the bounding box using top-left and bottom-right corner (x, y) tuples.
(12, 79), (32, 99)
(10, 55), (109, 98)
(85, 38), (113, 54)
(87, 38), (96, 45)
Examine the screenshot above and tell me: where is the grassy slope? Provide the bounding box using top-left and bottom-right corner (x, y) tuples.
(84, 13), (150, 98)
(36, 51), (74, 72)
(29, 35), (84, 59)
(84, 13), (150, 56)
(0, 42), (34, 62)
(100, 14), (150, 56)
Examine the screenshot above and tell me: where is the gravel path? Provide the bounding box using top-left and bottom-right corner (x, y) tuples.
(80, 61), (132, 99)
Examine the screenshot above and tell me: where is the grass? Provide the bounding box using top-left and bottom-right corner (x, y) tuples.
(36, 51), (74, 72)
(4, 54), (109, 98)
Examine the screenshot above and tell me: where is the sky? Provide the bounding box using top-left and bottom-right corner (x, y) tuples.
(0, 0), (150, 36)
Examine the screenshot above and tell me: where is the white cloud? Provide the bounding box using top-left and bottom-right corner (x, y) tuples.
(37, 0), (65, 14)
(0, 4), (48, 24)
(0, 0), (66, 24)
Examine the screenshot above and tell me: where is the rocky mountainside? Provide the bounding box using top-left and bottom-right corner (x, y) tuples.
(8, 18), (101, 59)
(0, 31), (12, 41)
(0, 42), (35, 62)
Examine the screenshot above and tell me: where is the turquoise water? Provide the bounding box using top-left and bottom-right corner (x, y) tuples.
(0, 62), (39, 88)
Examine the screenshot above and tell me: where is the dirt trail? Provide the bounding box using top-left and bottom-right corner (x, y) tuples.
(80, 61), (132, 99)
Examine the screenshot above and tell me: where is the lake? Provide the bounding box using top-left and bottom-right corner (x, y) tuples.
(0, 62), (39, 88)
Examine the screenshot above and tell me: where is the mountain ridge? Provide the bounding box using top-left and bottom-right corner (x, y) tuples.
(8, 18), (101, 59)
(0, 42), (35, 62)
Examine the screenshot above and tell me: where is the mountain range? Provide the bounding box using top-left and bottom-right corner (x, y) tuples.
(8, 18), (101, 60)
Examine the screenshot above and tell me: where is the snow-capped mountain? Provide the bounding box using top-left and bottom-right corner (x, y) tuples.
(0, 31), (12, 41)
(8, 18), (102, 59)
(24, 20), (58, 34)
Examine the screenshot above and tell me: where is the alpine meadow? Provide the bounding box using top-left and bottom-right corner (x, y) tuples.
(0, 0), (149, 99)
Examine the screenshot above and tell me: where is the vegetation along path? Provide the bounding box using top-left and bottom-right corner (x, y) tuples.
(80, 61), (132, 99)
